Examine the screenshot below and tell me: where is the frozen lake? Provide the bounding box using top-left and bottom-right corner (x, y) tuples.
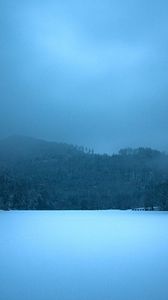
(0, 210), (168, 300)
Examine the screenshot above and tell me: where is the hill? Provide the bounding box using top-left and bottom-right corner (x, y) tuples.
(0, 136), (168, 210)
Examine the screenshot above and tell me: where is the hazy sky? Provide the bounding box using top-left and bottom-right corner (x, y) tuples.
(1, 0), (168, 153)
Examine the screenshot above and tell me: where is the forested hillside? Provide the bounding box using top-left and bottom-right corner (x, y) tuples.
(0, 136), (168, 210)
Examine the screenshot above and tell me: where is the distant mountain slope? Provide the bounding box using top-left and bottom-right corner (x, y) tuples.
(0, 136), (168, 210)
(0, 136), (83, 163)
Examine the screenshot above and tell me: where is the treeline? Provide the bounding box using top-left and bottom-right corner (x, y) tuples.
(0, 136), (168, 210)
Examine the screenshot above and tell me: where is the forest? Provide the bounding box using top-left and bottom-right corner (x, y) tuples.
(0, 136), (168, 210)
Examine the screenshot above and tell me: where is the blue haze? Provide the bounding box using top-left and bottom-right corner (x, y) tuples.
(0, 0), (168, 153)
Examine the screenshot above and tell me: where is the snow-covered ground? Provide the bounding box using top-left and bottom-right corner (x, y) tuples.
(0, 210), (168, 300)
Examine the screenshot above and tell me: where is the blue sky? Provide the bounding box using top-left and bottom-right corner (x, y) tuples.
(0, 0), (168, 153)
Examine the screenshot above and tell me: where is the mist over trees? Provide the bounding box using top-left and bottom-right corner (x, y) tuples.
(0, 136), (168, 211)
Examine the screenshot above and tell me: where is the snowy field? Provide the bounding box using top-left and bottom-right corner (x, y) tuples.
(0, 210), (168, 300)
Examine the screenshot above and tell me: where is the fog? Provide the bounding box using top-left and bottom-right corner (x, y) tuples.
(1, 0), (168, 153)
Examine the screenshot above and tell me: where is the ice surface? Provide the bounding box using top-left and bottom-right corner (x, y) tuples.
(0, 210), (168, 300)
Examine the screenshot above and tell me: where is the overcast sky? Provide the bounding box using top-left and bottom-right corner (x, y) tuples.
(0, 0), (168, 153)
